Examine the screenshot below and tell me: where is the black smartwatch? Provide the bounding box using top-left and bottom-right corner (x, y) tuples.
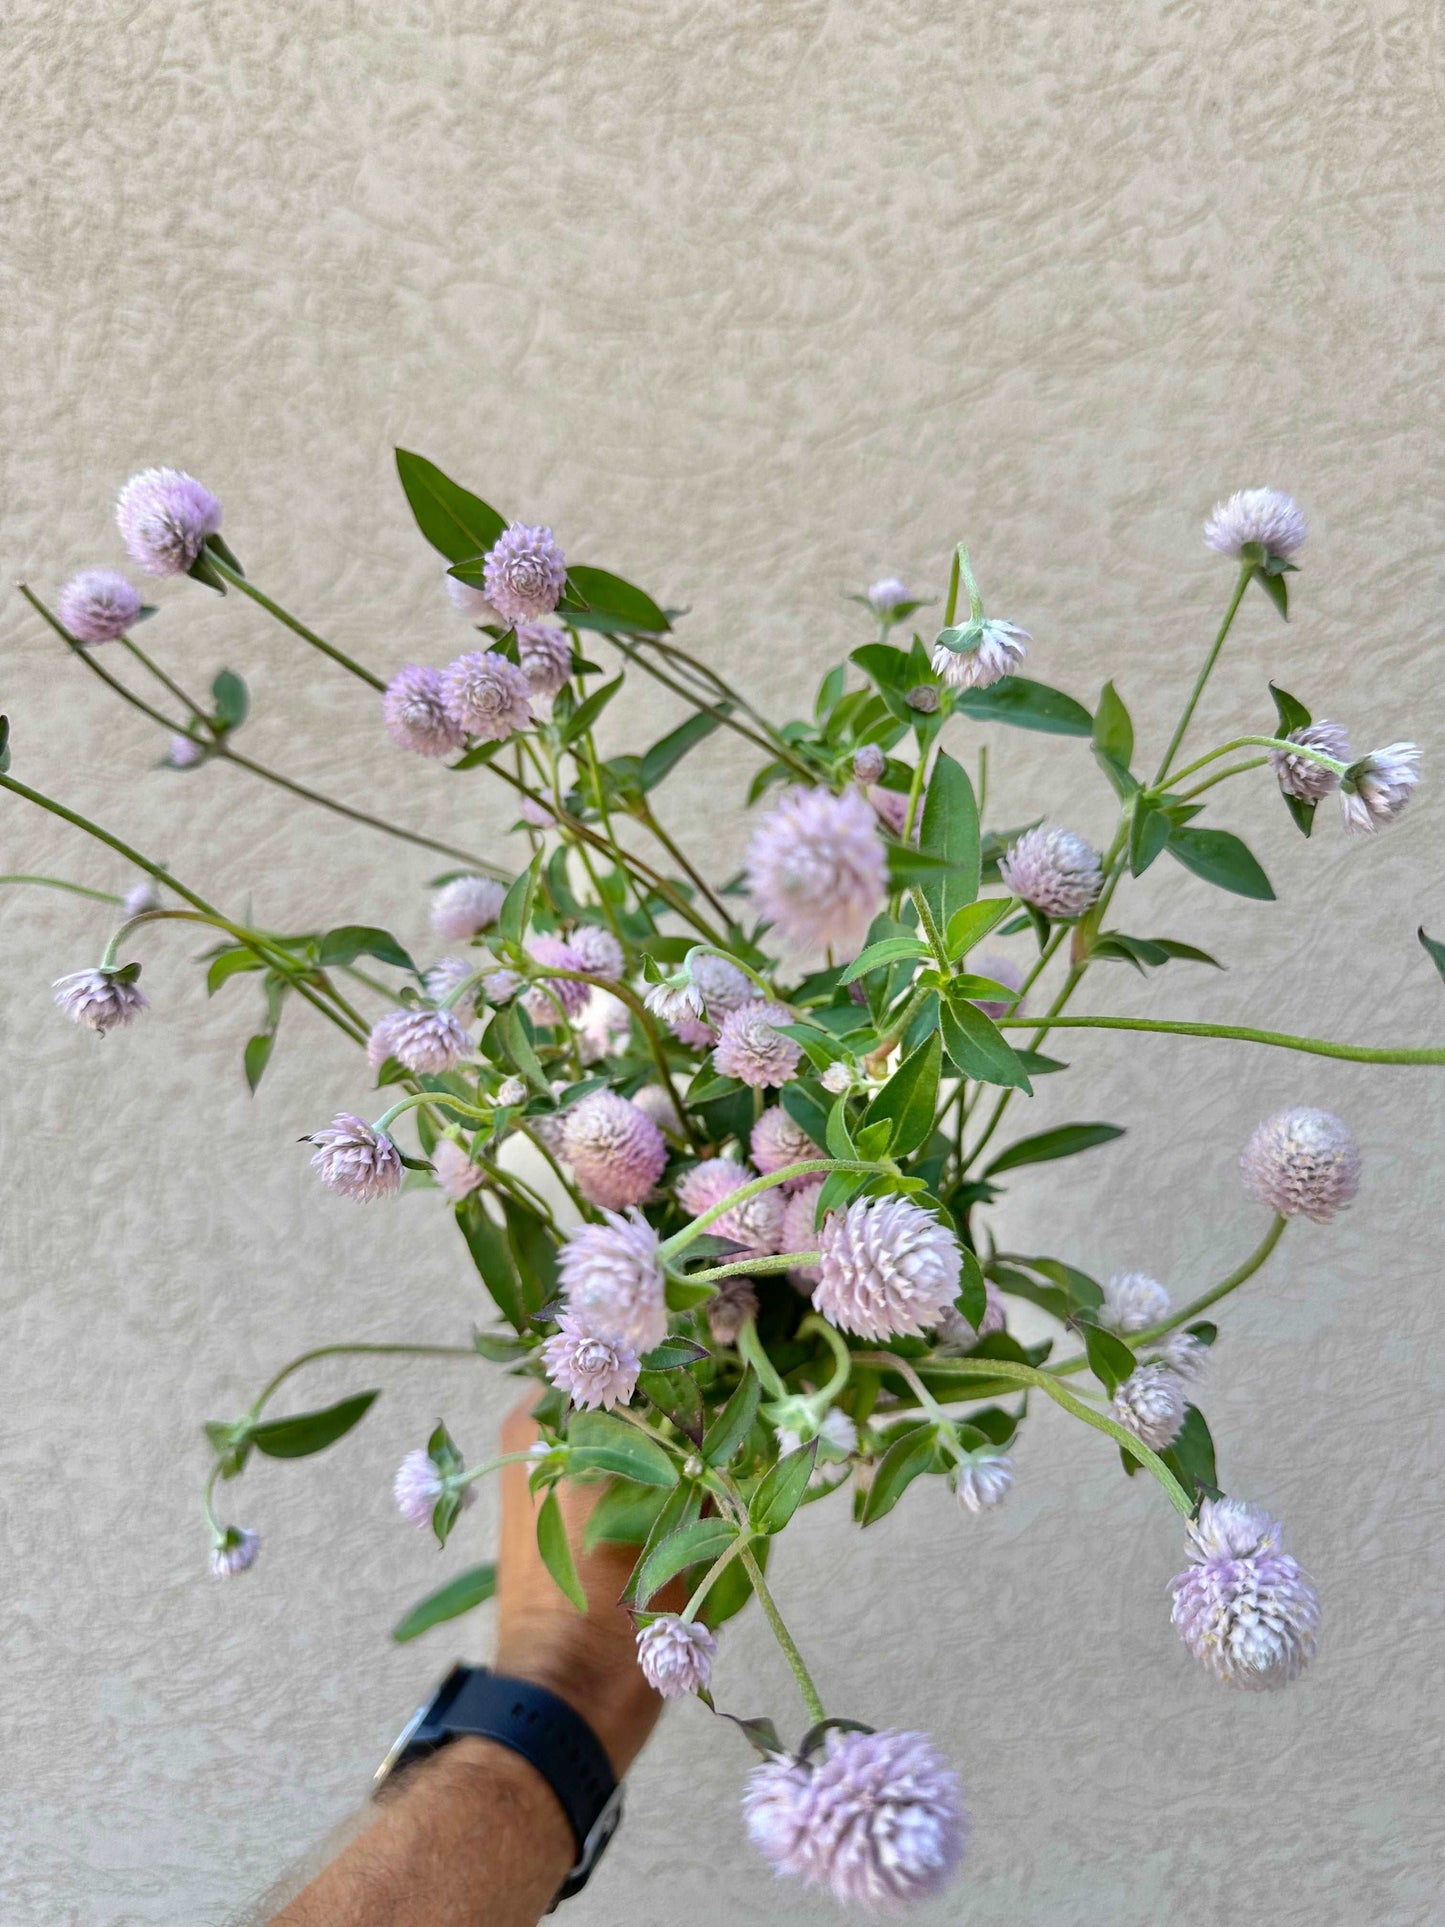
(373, 1664), (623, 1908)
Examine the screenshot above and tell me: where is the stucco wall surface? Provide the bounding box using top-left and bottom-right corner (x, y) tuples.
(2, 3), (1443, 1922)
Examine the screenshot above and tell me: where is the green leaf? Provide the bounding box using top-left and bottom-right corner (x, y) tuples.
(391, 1564), (498, 1643)
(1418, 926), (1445, 986)
(211, 669), (249, 731)
(825, 1092), (857, 1160)
(638, 708), (726, 791)
(1013, 1048), (1067, 1076)
(251, 1390), (379, 1459)
(635, 1517), (737, 1604)
(1129, 800), (1172, 876)
(750, 1443), (818, 1535)
(703, 1369), (762, 1467)
(850, 641), (912, 694)
(1268, 682), (1311, 737)
(497, 856), (542, 947)
(640, 1339), (709, 1372)
(243, 1031), (275, 1093)
(562, 565), (670, 634)
(1166, 825), (1275, 900)
(1092, 679), (1134, 770)
(1161, 1404), (1220, 1499)
(780, 1083), (832, 1152)
(1083, 1327), (1135, 1396)
(917, 750), (980, 931)
(982, 1122), (1125, 1177)
(501, 1195), (557, 1314)
(863, 1031), (942, 1158)
(949, 676), (1093, 736)
(316, 925), (416, 972)
(583, 1480), (670, 1551)
(860, 1423), (939, 1525)
(455, 1194), (527, 1330)
(1254, 566), (1289, 620)
(560, 674), (623, 745)
(884, 843), (958, 887)
(395, 449), (506, 563)
(0, 713), (10, 773)
(954, 1247), (988, 1331)
(495, 1004), (551, 1096)
(838, 935), (931, 985)
(207, 946), (266, 994)
(536, 1488), (587, 1612)
(567, 1411), (679, 1488)
(1008, 1255), (1104, 1310)
(939, 997), (1032, 1092)
(944, 897), (1015, 960)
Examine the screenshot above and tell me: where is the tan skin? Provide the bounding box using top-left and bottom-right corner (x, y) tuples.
(250, 1404), (683, 1927)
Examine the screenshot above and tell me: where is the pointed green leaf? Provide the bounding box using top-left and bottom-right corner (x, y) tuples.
(949, 677), (1093, 736)
(703, 1369), (762, 1467)
(1254, 567), (1289, 620)
(1418, 927), (1445, 986)
(954, 1247), (988, 1331)
(395, 449), (506, 563)
(1268, 682), (1311, 736)
(635, 1517), (737, 1604)
(939, 998), (1032, 1092)
(1129, 800), (1172, 876)
(838, 936), (930, 984)
(982, 1122), (1124, 1177)
(1092, 680), (1134, 770)
(566, 1411), (679, 1488)
(1166, 825), (1275, 900)
(211, 669), (249, 731)
(860, 1423), (939, 1524)
(455, 1194), (527, 1330)
(497, 856), (541, 947)
(918, 750), (980, 930)
(944, 897), (1015, 960)
(536, 1488), (587, 1611)
(750, 1443), (818, 1535)
(1084, 1327), (1136, 1396)
(251, 1390), (379, 1459)
(561, 565), (670, 634)
(639, 708), (726, 791)
(863, 1031), (942, 1158)
(391, 1564), (498, 1643)
(243, 1031), (275, 1093)
(560, 674), (623, 745)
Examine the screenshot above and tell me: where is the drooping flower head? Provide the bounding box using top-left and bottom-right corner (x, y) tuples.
(542, 1313), (640, 1411)
(636, 1615), (717, 1699)
(440, 650), (534, 742)
(712, 1000), (802, 1089)
(566, 923), (625, 981)
(422, 955), (479, 1020)
(1171, 1497), (1320, 1690)
(644, 979), (707, 1040)
(852, 744), (886, 784)
(366, 1005), (471, 1074)
(430, 876), (507, 944)
(1340, 743), (1421, 833)
(209, 1526), (260, 1579)
(676, 1157), (785, 1254)
(392, 1448), (476, 1531)
(557, 1208), (667, 1351)
(522, 935), (591, 1027)
(1240, 1107), (1361, 1222)
(750, 1107), (821, 1187)
(1100, 1271), (1171, 1334)
(383, 665), (466, 759)
(1203, 488), (1307, 562)
(515, 623), (574, 698)
(814, 1195), (962, 1340)
(481, 522), (567, 624)
(934, 1277), (1005, 1350)
(56, 568), (143, 642)
(53, 967), (148, 1034)
(932, 618), (1029, 692)
(116, 467), (223, 576)
(999, 824), (1102, 919)
(431, 1137), (486, 1203)
(969, 953), (1025, 1021)
(866, 576), (911, 617)
(561, 1091), (667, 1210)
(745, 785), (888, 960)
(954, 1450), (1015, 1514)
(743, 1726), (967, 1907)
(306, 1114), (403, 1202)
(780, 1180), (825, 1285)
(1112, 1363), (1187, 1449)
(1271, 720), (1350, 802)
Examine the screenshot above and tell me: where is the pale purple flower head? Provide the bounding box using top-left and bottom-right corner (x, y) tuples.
(542, 1313), (640, 1411)
(440, 650), (534, 742)
(743, 1726), (967, 1908)
(430, 876), (507, 944)
(209, 1526), (260, 1579)
(866, 576), (911, 617)
(116, 468), (223, 576)
(676, 1157), (785, 1253)
(567, 924), (625, 981)
(954, 1451), (1015, 1514)
(780, 1180), (825, 1284)
(561, 1091), (667, 1210)
(1100, 1271), (1171, 1334)
(712, 1000), (802, 1089)
(423, 955), (478, 1020)
(644, 979), (708, 1042)
(121, 878), (162, 918)
(866, 786), (912, 840)
(694, 950), (756, 1016)
(1203, 487), (1307, 562)
(1340, 743), (1421, 833)
(516, 623), (574, 699)
(483, 967), (523, 1004)
(520, 793), (555, 829)
(636, 1615), (717, 1699)
(999, 824), (1102, 919)
(393, 1448), (475, 1531)
(432, 1137), (486, 1203)
(969, 953), (1025, 1021)
(1271, 720), (1350, 802)
(1152, 1329), (1211, 1381)
(852, 744), (886, 785)
(53, 967), (148, 1034)
(750, 1107), (821, 1187)
(494, 1075), (528, 1108)
(1240, 1107), (1361, 1222)
(578, 988), (632, 1065)
(1112, 1363), (1187, 1449)
(746, 785), (888, 960)
(814, 1195), (962, 1340)
(707, 1276), (761, 1344)
(383, 665), (466, 759)
(168, 734), (204, 768)
(932, 618), (1029, 692)
(522, 935), (591, 1026)
(482, 523), (567, 624)
(445, 572), (494, 621)
(306, 1113), (403, 1202)
(1171, 1497), (1320, 1690)
(557, 1208), (667, 1351)
(366, 1005), (471, 1074)
(934, 1278), (1005, 1350)
(56, 568), (143, 642)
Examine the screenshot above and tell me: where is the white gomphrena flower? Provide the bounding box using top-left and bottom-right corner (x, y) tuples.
(522, 935), (591, 1027)
(999, 824), (1102, 919)
(866, 576), (911, 617)
(1112, 1363), (1187, 1450)
(561, 1091), (667, 1211)
(643, 979), (706, 1034)
(557, 1207), (667, 1351)
(813, 1195), (962, 1340)
(692, 951), (756, 1020)
(306, 1114), (403, 1202)
(932, 618), (1029, 692)
(635, 1615), (717, 1698)
(1340, 743), (1421, 833)
(494, 1075), (528, 1108)
(542, 1314), (640, 1411)
(393, 1448), (475, 1531)
(1152, 1329), (1211, 1381)
(209, 1526), (260, 1578)
(1271, 721), (1350, 802)
(121, 878), (162, 918)
(954, 1450), (1015, 1514)
(712, 1000), (802, 1090)
(1171, 1497), (1320, 1690)
(432, 1137), (486, 1202)
(780, 1180), (825, 1286)
(1100, 1271), (1171, 1334)
(820, 1060), (855, 1097)
(745, 785), (888, 960)
(1203, 488), (1307, 562)
(430, 876), (507, 944)
(749, 1106), (821, 1187)
(52, 967), (148, 1034)
(366, 1005), (471, 1075)
(776, 1407), (858, 1465)
(566, 923), (625, 981)
(168, 734), (204, 768)
(852, 744), (886, 784)
(1240, 1107), (1361, 1222)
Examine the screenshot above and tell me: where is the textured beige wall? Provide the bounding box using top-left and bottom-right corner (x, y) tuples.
(3, 2), (1444, 1921)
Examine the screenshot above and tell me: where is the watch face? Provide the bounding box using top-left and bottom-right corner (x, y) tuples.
(372, 1695), (433, 1793)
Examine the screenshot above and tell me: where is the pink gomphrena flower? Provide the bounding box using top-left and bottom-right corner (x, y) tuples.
(422, 956), (478, 1021)
(750, 1107), (821, 1188)
(954, 1451), (1015, 1514)
(542, 1313), (640, 1411)
(1099, 1271), (1171, 1334)
(365, 1005), (471, 1075)
(743, 1727), (967, 1907)
(121, 878), (162, 918)
(999, 824), (1102, 919)
(56, 569), (143, 643)
(635, 1615), (718, 1699)
(780, 1180), (825, 1286)
(557, 1208), (668, 1351)
(445, 571), (494, 621)
(1340, 743), (1421, 833)
(1240, 1107), (1361, 1222)
(578, 989), (632, 1066)
(1271, 721), (1351, 802)
(521, 935), (591, 1027)
(813, 1195), (962, 1340)
(1171, 1497), (1320, 1690)
(676, 1158), (785, 1254)
(116, 468), (223, 576)
(1111, 1363), (1187, 1450)
(440, 650), (534, 743)
(516, 623), (574, 699)
(932, 618), (1029, 692)
(168, 734), (204, 768)
(969, 952), (1025, 1021)
(631, 1083), (681, 1133)
(209, 1526), (260, 1579)
(934, 1278), (1005, 1350)
(745, 785), (888, 961)
(561, 1091), (667, 1211)
(53, 967), (148, 1035)
(693, 951), (756, 1020)
(383, 665), (466, 759)
(392, 1448), (475, 1531)
(851, 744), (886, 784)
(482, 523), (568, 624)
(1203, 487), (1307, 562)
(567, 924), (625, 980)
(866, 576), (911, 618)
(431, 1137), (486, 1203)
(430, 876), (507, 944)
(306, 1113), (403, 1202)
(706, 1276), (760, 1344)
(712, 1000), (802, 1090)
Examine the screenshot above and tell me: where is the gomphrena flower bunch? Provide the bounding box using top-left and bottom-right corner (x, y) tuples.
(7, 458), (1442, 1911)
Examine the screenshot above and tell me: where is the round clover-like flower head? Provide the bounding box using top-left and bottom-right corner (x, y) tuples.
(494, 1075), (528, 1108)
(366, 1005), (471, 1075)
(814, 1195), (962, 1340)
(707, 1276), (760, 1345)
(430, 876), (507, 944)
(1240, 1106), (1361, 1222)
(483, 968), (523, 1004)
(306, 1113), (403, 1202)
(578, 988), (632, 1065)
(561, 1091), (667, 1211)
(1340, 743), (1421, 833)
(676, 1158), (786, 1254)
(969, 952), (1025, 1022)
(209, 1526), (260, 1579)
(515, 623), (574, 699)
(750, 1106), (821, 1187)
(422, 956), (478, 1020)
(431, 1137), (486, 1203)
(383, 665), (466, 759)
(1203, 487), (1307, 562)
(934, 1277), (1005, 1350)
(852, 744), (886, 784)
(57, 568), (143, 642)
(932, 618), (1029, 692)
(745, 785), (888, 961)
(440, 650), (534, 743)
(954, 1450), (1015, 1514)
(1171, 1497), (1320, 1690)
(522, 935), (591, 1027)
(557, 1208), (667, 1351)
(542, 1313), (640, 1411)
(567, 923), (625, 981)
(692, 950), (756, 1019)
(742, 1726), (967, 1908)
(392, 1448), (476, 1532)
(636, 1615), (717, 1699)
(1271, 720), (1350, 802)
(999, 824), (1102, 919)
(168, 734), (204, 768)
(780, 1180), (825, 1285)
(1152, 1329), (1211, 1381)
(116, 467), (223, 576)
(866, 576), (911, 617)
(122, 879), (162, 918)
(1112, 1363), (1187, 1450)
(53, 967), (148, 1034)
(1100, 1271), (1171, 1334)
(482, 522), (567, 623)
(713, 1000), (802, 1089)
(644, 980), (707, 1045)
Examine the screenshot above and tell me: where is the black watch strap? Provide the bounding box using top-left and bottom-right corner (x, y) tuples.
(380, 1664), (621, 1905)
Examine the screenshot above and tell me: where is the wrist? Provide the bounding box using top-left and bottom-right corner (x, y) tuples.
(492, 1647), (659, 1779)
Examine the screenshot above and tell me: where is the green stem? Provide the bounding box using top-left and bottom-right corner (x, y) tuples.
(0, 874), (123, 904)
(1152, 564), (1252, 783)
(681, 1532), (751, 1624)
(637, 803), (732, 926)
(738, 1543), (826, 1725)
(206, 553), (386, 692)
(1172, 756), (1271, 803)
(992, 1013), (1445, 1065)
(680, 1252), (820, 1287)
(909, 885), (949, 970)
(735, 1317), (789, 1398)
(248, 1341), (479, 1419)
(795, 1313), (854, 1404)
(1160, 734), (1348, 794)
(100, 906), (220, 968)
(119, 633), (209, 724)
(658, 1159), (889, 1260)
(453, 1448), (541, 1489)
(375, 1090), (487, 1134)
